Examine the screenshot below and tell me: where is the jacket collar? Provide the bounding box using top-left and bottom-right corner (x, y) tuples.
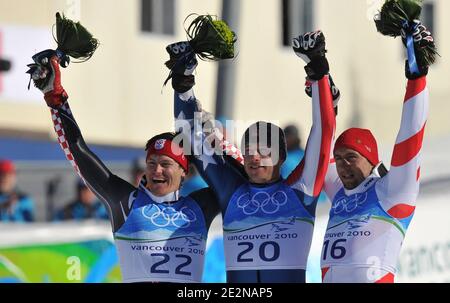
(138, 175), (179, 204)
(343, 162), (383, 196)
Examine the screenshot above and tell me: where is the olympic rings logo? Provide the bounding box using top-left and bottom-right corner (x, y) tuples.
(141, 205), (197, 228)
(332, 192), (368, 215)
(236, 191), (288, 215)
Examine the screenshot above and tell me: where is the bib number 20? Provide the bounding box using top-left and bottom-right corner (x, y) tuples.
(237, 241), (280, 262)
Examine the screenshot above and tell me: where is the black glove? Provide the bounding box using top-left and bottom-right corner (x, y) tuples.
(401, 20), (434, 79)
(171, 74), (195, 93)
(165, 41), (198, 92)
(293, 30), (329, 80)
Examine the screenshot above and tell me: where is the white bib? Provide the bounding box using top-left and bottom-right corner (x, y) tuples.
(223, 182), (315, 271)
(114, 191), (207, 282)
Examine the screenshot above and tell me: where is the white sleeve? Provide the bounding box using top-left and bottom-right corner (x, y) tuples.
(376, 77), (429, 219)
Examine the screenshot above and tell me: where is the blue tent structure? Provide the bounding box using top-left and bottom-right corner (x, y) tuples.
(0, 136), (144, 162)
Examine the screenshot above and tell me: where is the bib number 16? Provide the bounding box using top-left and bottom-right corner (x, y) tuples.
(322, 239), (347, 260)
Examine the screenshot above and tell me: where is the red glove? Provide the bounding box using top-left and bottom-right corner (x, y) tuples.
(43, 56), (68, 108)
(28, 52), (68, 108)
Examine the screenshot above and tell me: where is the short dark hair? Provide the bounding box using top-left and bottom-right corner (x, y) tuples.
(241, 121), (287, 162)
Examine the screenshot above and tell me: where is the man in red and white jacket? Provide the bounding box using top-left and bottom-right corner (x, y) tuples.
(321, 22), (434, 283)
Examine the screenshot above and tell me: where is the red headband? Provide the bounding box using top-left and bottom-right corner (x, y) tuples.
(146, 139), (188, 172)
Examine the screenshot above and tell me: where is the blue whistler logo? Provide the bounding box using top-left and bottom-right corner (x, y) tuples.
(346, 214), (371, 230)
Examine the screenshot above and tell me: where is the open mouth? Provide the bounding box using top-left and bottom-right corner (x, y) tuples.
(249, 165), (264, 170)
(152, 179), (167, 184)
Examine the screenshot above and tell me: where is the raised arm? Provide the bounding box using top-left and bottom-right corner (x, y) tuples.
(286, 31), (336, 205)
(377, 76), (428, 217)
(376, 23), (434, 218)
(174, 88), (246, 208)
(323, 142), (342, 202)
(167, 42), (246, 208)
(28, 52), (136, 231)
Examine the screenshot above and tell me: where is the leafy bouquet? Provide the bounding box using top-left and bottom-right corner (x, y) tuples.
(163, 13), (237, 86)
(374, 0), (438, 73)
(27, 12), (99, 89)
(184, 13), (237, 61)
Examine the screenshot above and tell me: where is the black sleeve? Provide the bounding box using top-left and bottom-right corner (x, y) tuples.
(189, 187), (221, 229)
(53, 103), (136, 232)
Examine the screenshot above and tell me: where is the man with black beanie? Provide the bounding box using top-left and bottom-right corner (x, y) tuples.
(169, 31), (336, 282)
